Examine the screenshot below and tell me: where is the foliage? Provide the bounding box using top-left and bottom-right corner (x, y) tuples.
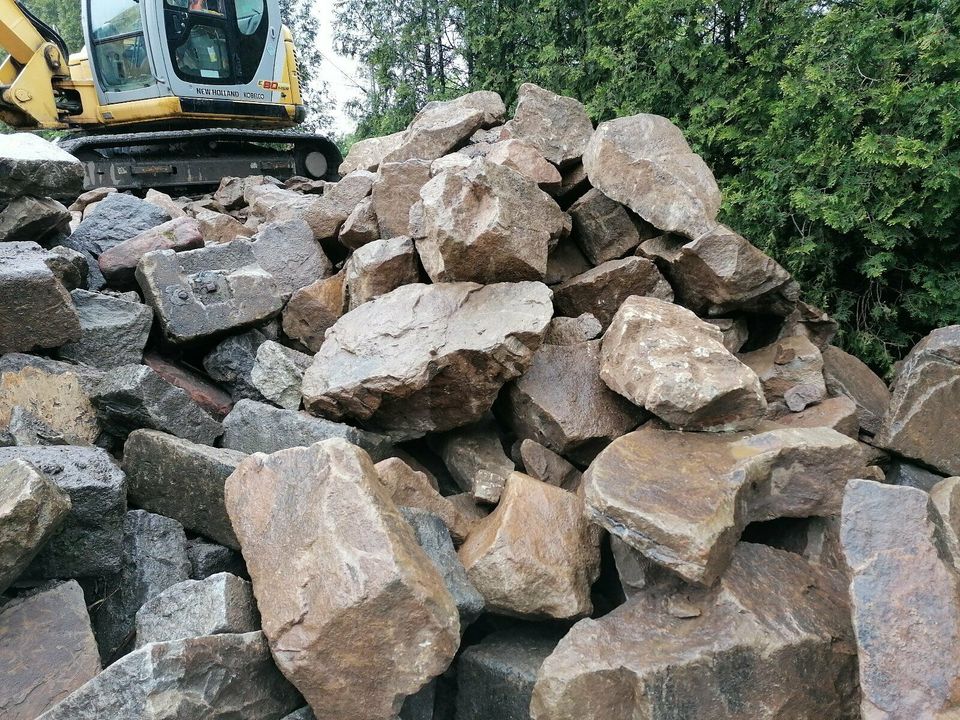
(278, 0), (333, 130)
(334, 0), (960, 373)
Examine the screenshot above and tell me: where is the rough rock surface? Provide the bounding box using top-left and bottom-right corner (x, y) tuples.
(600, 297), (766, 431)
(0, 366), (100, 445)
(123, 429), (247, 549)
(222, 398), (392, 460)
(302, 282), (553, 434)
(194, 208), (254, 244)
(0, 445), (126, 579)
(774, 394), (859, 437)
(583, 114), (722, 239)
(136, 240), (283, 344)
(92, 364), (222, 444)
(0, 459), (71, 592)
(281, 272), (347, 352)
(433, 421), (515, 504)
(249, 219), (332, 299)
(250, 340), (312, 410)
(339, 196), (380, 250)
(0, 195), (70, 244)
(58, 290), (153, 368)
(502, 84), (594, 167)
(841, 479), (960, 719)
(483, 139), (562, 190)
(543, 313), (602, 345)
(583, 424), (864, 584)
(0, 581), (100, 720)
(37, 632), (301, 720)
(875, 325), (960, 474)
(259, 171), (374, 240)
(569, 188), (645, 264)
(417, 158), (569, 283)
(339, 130), (405, 174)
(518, 439), (582, 490)
(372, 159), (433, 238)
(530, 543), (858, 720)
(822, 344), (890, 435)
(0, 242), (81, 354)
(0, 133), (83, 199)
(203, 328), (270, 401)
(97, 217), (203, 285)
(225, 439), (461, 720)
(459, 472), (601, 619)
(134, 572), (259, 647)
(553, 257), (673, 328)
(142, 353), (234, 420)
(740, 335), (827, 412)
(344, 235), (419, 309)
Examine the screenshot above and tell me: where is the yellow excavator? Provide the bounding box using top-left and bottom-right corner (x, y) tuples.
(0, 0), (341, 190)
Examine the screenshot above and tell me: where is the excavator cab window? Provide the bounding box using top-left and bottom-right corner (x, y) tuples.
(89, 0), (156, 91)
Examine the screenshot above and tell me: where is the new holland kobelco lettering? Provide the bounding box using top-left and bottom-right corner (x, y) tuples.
(196, 87), (241, 98)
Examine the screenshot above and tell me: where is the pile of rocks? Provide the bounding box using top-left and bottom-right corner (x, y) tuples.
(0, 85), (958, 720)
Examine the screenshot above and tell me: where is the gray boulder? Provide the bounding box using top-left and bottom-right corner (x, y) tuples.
(203, 328), (269, 402)
(0, 195), (70, 244)
(58, 290), (153, 368)
(0, 133), (83, 199)
(250, 340), (313, 410)
(187, 538), (247, 580)
(249, 219), (332, 299)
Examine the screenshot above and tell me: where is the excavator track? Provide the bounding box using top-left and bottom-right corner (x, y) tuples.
(59, 128), (343, 193)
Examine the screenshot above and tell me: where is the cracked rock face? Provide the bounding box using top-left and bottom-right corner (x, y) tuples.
(225, 439), (460, 720)
(0, 366), (100, 445)
(58, 290), (153, 369)
(301, 282), (553, 435)
(599, 296), (766, 431)
(0, 133), (83, 199)
(502, 83), (594, 167)
(530, 543), (859, 720)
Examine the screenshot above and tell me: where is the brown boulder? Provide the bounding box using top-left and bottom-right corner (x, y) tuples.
(193, 208), (255, 244)
(432, 420), (515, 504)
(740, 335), (827, 412)
(822, 344), (890, 436)
(600, 297), (766, 431)
(301, 282), (552, 435)
(97, 217), (203, 285)
(459, 472), (601, 619)
(281, 271), (347, 353)
(483, 139), (562, 191)
(518, 439), (582, 491)
(225, 439), (460, 719)
(553, 257), (673, 329)
(344, 236), (419, 310)
(773, 395), (860, 438)
(371, 159), (432, 238)
(568, 189), (647, 265)
(339, 131), (405, 174)
(530, 543), (858, 720)
(338, 196), (380, 250)
(502, 83), (594, 167)
(0, 366), (99, 445)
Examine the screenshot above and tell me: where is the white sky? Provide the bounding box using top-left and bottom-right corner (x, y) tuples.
(316, 2), (364, 135)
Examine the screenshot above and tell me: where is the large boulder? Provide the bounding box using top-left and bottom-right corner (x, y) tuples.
(339, 130), (405, 174)
(822, 344), (890, 435)
(568, 188), (645, 265)
(371, 159), (432, 238)
(0, 445), (126, 579)
(431, 420), (515, 504)
(58, 290), (153, 369)
(530, 543), (858, 720)
(0, 459), (71, 593)
(583, 114), (721, 239)
(482, 139), (562, 190)
(0, 242), (81, 354)
(0, 366), (100, 445)
(502, 83), (594, 167)
(344, 235), (419, 310)
(97, 217), (204, 286)
(459, 472), (601, 619)
(36, 632), (301, 720)
(258, 172), (375, 240)
(583, 424), (865, 584)
(301, 282), (553, 435)
(875, 325), (960, 475)
(123, 430), (248, 549)
(0, 581), (100, 720)
(0, 195), (70, 244)
(417, 158), (569, 284)
(281, 272), (347, 353)
(0, 133), (83, 199)
(248, 219), (332, 299)
(225, 439), (461, 720)
(250, 340), (312, 410)
(136, 240), (283, 345)
(600, 296), (766, 431)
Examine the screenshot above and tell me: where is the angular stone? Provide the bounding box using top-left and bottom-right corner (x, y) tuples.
(777, 300), (839, 349)
(640, 228), (799, 316)
(136, 240), (283, 345)
(503, 84), (594, 167)
(553, 257), (673, 329)
(385, 91), (506, 163)
(92, 365), (222, 444)
(841, 479), (960, 719)
(214, 175), (274, 211)
(69, 187), (116, 213)
(43, 245), (87, 290)
(338, 196), (380, 250)
(433, 421), (515, 504)
(530, 543), (858, 720)
(506, 340), (645, 464)
(931, 477), (960, 572)
(372, 159), (433, 239)
(583, 115), (721, 239)
(222, 398), (392, 460)
(302, 281), (553, 434)
(600, 297), (766, 431)
(545, 235), (591, 286)
(0, 133), (83, 199)
(142, 353), (234, 420)
(250, 340), (312, 410)
(203, 328), (270, 401)
(400, 507), (484, 628)
(193, 207), (255, 244)
(123, 430), (247, 549)
(0, 195), (70, 244)
(143, 188), (187, 218)
(92, 510), (191, 661)
(483, 139), (562, 190)
(0, 445), (125, 578)
(225, 439), (461, 719)
(774, 394), (860, 438)
(97, 217), (203, 285)
(822, 345), (890, 436)
(0, 460), (71, 592)
(344, 235), (419, 310)
(134, 572), (259, 647)
(249, 219), (332, 299)
(875, 326), (960, 474)
(569, 189), (645, 264)
(37, 632), (301, 720)
(518, 439), (581, 491)
(583, 424), (865, 584)
(281, 272), (347, 353)
(0, 356), (100, 396)
(706, 317), (749, 353)
(58, 290), (152, 368)
(339, 130), (405, 174)
(543, 313), (602, 345)
(376, 457), (475, 543)
(0, 366), (99, 445)
(0, 581), (100, 720)
(260, 172), (375, 240)
(0, 242), (81, 354)
(459, 472), (600, 619)
(456, 627), (563, 720)
(740, 335), (827, 412)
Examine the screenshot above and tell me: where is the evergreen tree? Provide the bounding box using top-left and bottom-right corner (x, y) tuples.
(279, 0), (333, 130)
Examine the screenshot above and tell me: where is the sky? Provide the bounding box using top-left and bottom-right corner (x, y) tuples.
(316, 2), (364, 136)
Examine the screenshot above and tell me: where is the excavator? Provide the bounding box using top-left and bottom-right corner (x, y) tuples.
(0, 0), (342, 190)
